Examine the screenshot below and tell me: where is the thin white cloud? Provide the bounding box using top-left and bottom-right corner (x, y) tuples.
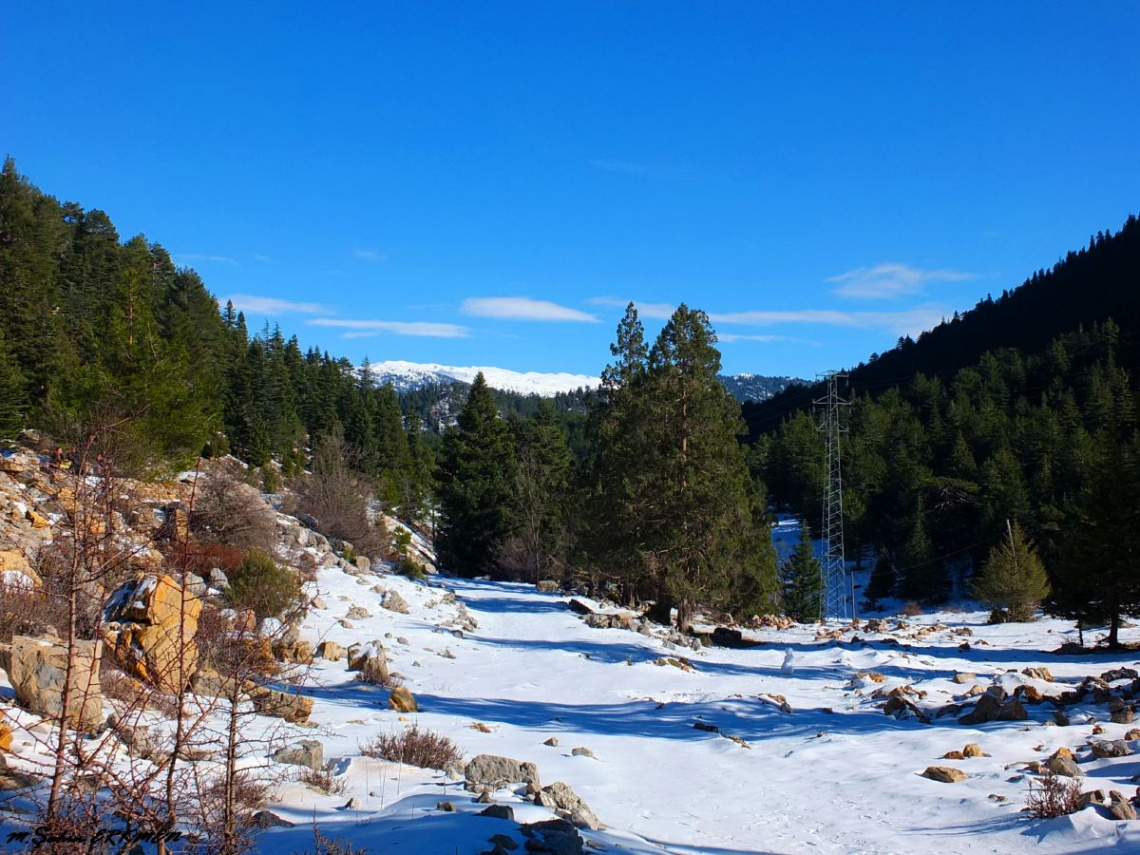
(176, 253), (237, 265)
(224, 294), (334, 316)
(462, 297), (599, 323)
(253, 253), (272, 263)
(710, 305), (948, 338)
(308, 319), (470, 339)
(589, 297), (676, 320)
(718, 333), (821, 346)
(353, 249), (388, 263)
(827, 263), (975, 300)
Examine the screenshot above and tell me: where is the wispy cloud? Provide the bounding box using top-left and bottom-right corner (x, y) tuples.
(176, 253), (237, 265)
(353, 249), (388, 263)
(253, 253), (272, 263)
(827, 263), (975, 300)
(462, 297), (599, 323)
(307, 319), (470, 339)
(717, 333), (821, 346)
(223, 294), (334, 316)
(710, 305), (948, 337)
(589, 297), (676, 320)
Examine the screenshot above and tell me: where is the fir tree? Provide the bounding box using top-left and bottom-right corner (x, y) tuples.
(434, 373), (518, 576)
(782, 523), (822, 622)
(972, 520), (1049, 621)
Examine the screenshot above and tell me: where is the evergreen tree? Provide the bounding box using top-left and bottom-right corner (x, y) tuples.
(972, 520), (1049, 621)
(1051, 436), (1140, 647)
(782, 523), (822, 622)
(434, 373), (518, 576)
(0, 328), (25, 438)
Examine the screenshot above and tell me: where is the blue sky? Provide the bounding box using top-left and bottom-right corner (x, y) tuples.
(5, 2), (1138, 379)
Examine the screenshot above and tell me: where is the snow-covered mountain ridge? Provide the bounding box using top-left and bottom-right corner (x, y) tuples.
(370, 360), (804, 401)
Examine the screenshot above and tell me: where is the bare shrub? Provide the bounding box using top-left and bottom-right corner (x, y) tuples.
(299, 764), (348, 795)
(292, 823), (371, 855)
(0, 580), (68, 642)
(359, 723), (463, 770)
(901, 600), (923, 617)
(1025, 769), (1084, 818)
(293, 427), (389, 555)
(190, 470), (279, 554)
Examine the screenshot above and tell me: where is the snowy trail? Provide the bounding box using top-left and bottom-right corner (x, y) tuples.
(244, 558), (1140, 854)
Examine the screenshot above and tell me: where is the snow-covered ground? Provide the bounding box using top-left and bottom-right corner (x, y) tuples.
(263, 546), (1140, 853)
(4, 517), (1140, 853)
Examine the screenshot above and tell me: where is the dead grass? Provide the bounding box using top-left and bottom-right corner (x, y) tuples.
(359, 724), (463, 771)
(1024, 769), (1083, 818)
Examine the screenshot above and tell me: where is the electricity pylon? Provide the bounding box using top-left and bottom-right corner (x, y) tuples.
(815, 372), (852, 622)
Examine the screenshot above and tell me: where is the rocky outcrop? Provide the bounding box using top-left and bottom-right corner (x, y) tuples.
(535, 781), (602, 830)
(273, 740), (324, 771)
(922, 766), (967, 783)
(465, 754), (541, 793)
(0, 635), (103, 731)
(249, 686), (313, 724)
(388, 686), (418, 712)
(0, 550), (40, 590)
(103, 573), (202, 693)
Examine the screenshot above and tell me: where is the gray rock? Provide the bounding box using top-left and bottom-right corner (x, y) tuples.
(184, 572), (208, 598)
(535, 781), (602, 830)
(536, 580), (560, 594)
(251, 810), (295, 829)
(273, 740), (324, 771)
(521, 818), (584, 854)
(1110, 791), (1138, 821)
(208, 567), (229, 590)
(478, 804), (515, 821)
(310, 596), (328, 610)
(489, 834), (519, 851)
(1092, 739), (1132, 759)
(383, 591), (410, 614)
(571, 747), (595, 759)
(465, 754), (541, 792)
(343, 797), (364, 810)
(544, 737), (559, 747)
(437, 801), (456, 812)
(346, 605), (372, 620)
(1046, 756), (1084, 778)
(355, 555), (372, 574)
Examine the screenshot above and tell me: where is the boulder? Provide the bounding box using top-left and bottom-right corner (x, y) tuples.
(108, 714), (161, 761)
(249, 686), (313, 724)
(0, 754), (37, 791)
(1, 635), (103, 731)
(0, 550), (40, 590)
(354, 555), (372, 574)
(273, 740), (324, 771)
(1110, 791), (1138, 821)
(317, 641), (345, 662)
(567, 599), (593, 616)
(465, 754), (541, 793)
(536, 580), (560, 594)
(520, 818), (583, 855)
(102, 573), (201, 693)
(922, 766), (968, 783)
(710, 627), (745, 648)
(1046, 755), (1084, 777)
(963, 743), (984, 758)
(251, 810), (295, 829)
(388, 686), (418, 712)
(1091, 740), (1131, 759)
(348, 642), (390, 686)
(0, 722), (11, 752)
(535, 781), (602, 830)
(208, 568), (230, 591)
(346, 605), (371, 620)
(382, 592), (409, 614)
(478, 804), (515, 821)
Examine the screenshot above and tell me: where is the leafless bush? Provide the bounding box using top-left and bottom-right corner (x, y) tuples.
(190, 469), (279, 555)
(292, 823), (371, 855)
(292, 427), (390, 555)
(901, 600), (923, 617)
(299, 764), (348, 795)
(359, 724), (463, 770)
(0, 580), (68, 642)
(1024, 769), (1084, 818)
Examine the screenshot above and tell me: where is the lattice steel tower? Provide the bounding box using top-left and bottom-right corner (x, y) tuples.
(815, 372), (852, 622)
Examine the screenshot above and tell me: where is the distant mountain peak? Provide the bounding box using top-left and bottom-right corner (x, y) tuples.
(369, 361), (598, 396)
